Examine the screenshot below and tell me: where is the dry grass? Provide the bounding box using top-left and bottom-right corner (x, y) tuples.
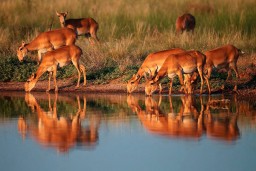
(0, 0), (255, 82)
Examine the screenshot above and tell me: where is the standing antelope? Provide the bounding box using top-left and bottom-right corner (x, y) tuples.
(17, 28), (77, 63)
(203, 44), (244, 94)
(56, 11), (99, 44)
(145, 50), (210, 96)
(176, 13), (196, 34)
(25, 45), (86, 92)
(127, 48), (186, 94)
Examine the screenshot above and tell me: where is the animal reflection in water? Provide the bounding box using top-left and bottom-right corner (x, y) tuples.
(203, 96), (240, 141)
(127, 95), (240, 141)
(18, 93), (100, 153)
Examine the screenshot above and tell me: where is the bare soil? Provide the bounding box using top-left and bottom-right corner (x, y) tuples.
(0, 56), (255, 99)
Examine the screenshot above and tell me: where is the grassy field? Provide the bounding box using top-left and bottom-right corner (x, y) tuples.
(0, 0), (255, 83)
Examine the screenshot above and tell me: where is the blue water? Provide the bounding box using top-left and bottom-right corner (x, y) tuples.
(0, 92), (255, 171)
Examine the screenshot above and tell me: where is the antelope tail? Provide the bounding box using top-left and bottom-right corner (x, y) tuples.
(238, 49), (245, 55)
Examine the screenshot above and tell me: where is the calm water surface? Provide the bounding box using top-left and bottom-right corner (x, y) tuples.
(0, 92), (256, 171)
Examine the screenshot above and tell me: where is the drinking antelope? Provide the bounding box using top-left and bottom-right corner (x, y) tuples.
(144, 50), (210, 96)
(176, 13), (196, 34)
(25, 45), (86, 92)
(56, 11), (99, 44)
(203, 44), (245, 94)
(127, 48), (186, 94)
(17, 28), (77, 63)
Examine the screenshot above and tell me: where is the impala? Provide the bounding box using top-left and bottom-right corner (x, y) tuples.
(24, 45), (86, 92)
(203, 44), (244, 93)
(56, 11), (99, 44)
(127, 48), (186, 93)
(176, 13), (196, 34)
(17, 28), (76, 63)
(145, 50), (210, 96)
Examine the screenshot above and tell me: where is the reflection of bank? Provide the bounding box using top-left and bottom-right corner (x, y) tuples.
(203, 96), (240, 141)
(18, 93), (100, 153)
(127, 95), (240, 141)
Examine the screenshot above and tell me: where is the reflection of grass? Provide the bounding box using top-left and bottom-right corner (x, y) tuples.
(0, 0), (255, 82)
(0, 97), (31, 117)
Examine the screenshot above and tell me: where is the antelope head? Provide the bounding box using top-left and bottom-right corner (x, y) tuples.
(145, 78), (159, 96)
(144, 67), (159, 96)
(127, 74), (140, 93)
(24, 73), (37, 92)
(17, 41), (28, 62)
(56, 11), (68, 27)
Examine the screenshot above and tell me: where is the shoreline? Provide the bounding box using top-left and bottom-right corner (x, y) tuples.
(0, 81), (255, 100)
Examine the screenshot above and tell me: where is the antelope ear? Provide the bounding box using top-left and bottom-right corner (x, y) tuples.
(155, 75), (160, 81)
(143, 72), (148, 81)
(154, 65), (159, 77)
(22, 41), (26, 46)
(64, 12), (68, 16)
(56, 11), (60, 16)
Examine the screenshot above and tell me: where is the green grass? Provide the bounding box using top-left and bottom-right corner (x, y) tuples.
(0, 0), (255, 83)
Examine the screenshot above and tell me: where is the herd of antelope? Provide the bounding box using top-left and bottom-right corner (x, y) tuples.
(16, 12), (244, 95)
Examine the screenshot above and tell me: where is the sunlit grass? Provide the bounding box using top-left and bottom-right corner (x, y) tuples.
(0, 0), (255, 82)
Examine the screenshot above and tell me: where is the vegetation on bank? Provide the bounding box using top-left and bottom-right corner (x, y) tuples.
(0, 0), (255, 86)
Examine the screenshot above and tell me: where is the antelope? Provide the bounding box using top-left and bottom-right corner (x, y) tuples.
(56, 11), (99, 44)
(203, 44), (245, 94)
(17, 28), (77, 63)
(144, 50), (210, 96)
(25, 45), (86, 92)
(176, 13), (196, 34)
(127, 48), (186, 94)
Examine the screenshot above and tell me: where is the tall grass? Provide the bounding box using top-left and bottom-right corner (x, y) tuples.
(0, 0), (255, 82)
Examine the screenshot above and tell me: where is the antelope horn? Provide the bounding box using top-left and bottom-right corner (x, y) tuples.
(143, 67), (152, 80)
(154, 65), (159, 77)
(143, 72), (149, 81)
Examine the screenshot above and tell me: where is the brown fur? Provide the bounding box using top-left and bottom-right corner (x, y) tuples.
(203, 44), (244, 94)
(17, 28), (76, 62)
(25, 45), (86, 92)
(127, 48), (186, 93)
(56, 11), (99, 44)
(176, 13), (196, 34)
(145, 50), (210, 96)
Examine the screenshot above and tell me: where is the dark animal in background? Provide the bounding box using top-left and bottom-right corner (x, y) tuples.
(175, 13), (196, 34)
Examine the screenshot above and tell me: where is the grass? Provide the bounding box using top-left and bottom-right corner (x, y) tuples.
(0, 0), (255, 84)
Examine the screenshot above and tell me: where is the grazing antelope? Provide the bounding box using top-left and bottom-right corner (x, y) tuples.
(127, 48), (186, 94)
(56, 11), (99, 44)
(203, 44), (245, 94)
(17, 28), (77, 63)
(25, 45), (86, 92)
(176, 13), (196, 34)
(145, 50), (210, 96)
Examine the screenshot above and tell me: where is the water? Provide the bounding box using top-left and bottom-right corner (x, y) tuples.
(0, 92), (256, 171)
